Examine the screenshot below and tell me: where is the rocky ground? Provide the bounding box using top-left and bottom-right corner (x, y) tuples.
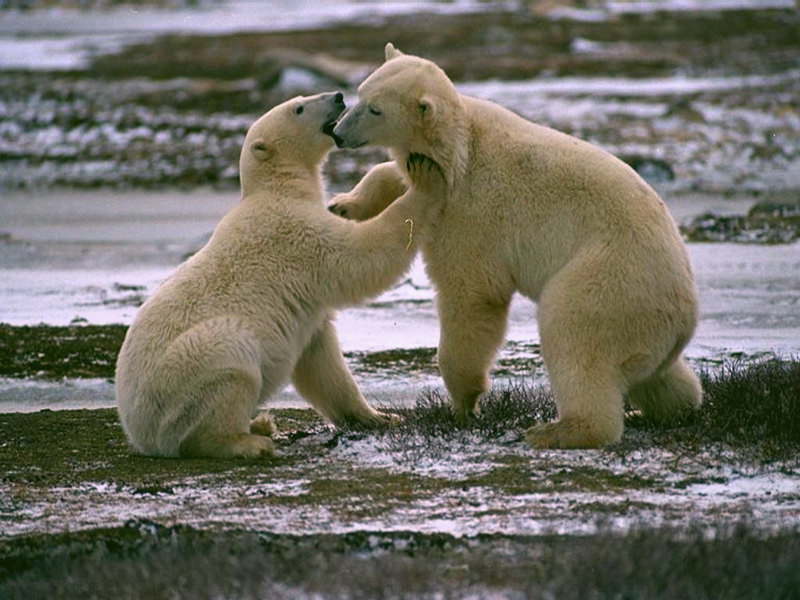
(682, 194), (800, 243)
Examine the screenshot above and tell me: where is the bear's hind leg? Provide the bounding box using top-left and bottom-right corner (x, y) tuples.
(525, 366), (625, 449)
(530, 285), (626, 448)
(627, 356), (702, 423)
(178, 371), (274, 459)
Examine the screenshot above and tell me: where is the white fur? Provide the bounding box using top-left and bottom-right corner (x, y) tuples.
(116, 92), (426, 458)
(330, 45), (702, 449)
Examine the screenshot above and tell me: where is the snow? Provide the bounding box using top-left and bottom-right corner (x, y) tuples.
(3, 431), (798, 539)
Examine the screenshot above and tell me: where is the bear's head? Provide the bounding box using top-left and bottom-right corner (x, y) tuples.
(332, 43), (462, 160)
(240, 92), (345, 188)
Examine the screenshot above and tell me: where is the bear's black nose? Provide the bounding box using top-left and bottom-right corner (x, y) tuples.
(334, 92), (344, 104)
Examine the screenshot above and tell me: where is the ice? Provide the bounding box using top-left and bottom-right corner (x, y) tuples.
(2, 190), (799, 361)
(458, 70), (800, 100)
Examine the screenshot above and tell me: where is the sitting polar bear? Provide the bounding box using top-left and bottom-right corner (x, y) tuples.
(331, 44), (702, 449)
(116, 92), (432, 459)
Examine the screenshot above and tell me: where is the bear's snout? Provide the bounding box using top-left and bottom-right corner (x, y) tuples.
(319, 91), (344, 107)
(331, 105), (369, 150)
(322, 93), (347, 146)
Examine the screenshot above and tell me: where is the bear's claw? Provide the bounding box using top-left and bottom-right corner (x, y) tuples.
(328, 202), (348, 218)
(335, 410), (404, 429)
(406, 152), (440, 173)
(406, 153), (446, 198)
(235, 435), (275, 459)
(328, 193), (363, 220)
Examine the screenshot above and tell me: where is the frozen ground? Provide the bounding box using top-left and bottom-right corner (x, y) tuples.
(1, 188), (798, 351)
(3, 2), (798, 194)
(1, 399), (798, 540)
(4, 435), (799, 540)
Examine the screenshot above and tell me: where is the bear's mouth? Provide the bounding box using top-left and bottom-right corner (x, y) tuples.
(322, 120), (345, 148)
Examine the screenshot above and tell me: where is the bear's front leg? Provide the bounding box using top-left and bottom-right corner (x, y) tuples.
(292, 318), (400, 427)
(329, 161), (407, 221)
(436, 292), (511, 422)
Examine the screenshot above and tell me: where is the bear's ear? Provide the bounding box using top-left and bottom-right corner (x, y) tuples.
(250, 139), (272, 161)
(384, 42), (404, 62)
(418, 94), (438, 124)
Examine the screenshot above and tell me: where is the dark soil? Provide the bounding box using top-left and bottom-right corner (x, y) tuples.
(0, 323), (127, 379)
(0, 407), (322, 488)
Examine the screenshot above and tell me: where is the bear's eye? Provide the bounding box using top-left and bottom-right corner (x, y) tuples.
(295, 105), (304, 115)
(368, 106), (382, 116)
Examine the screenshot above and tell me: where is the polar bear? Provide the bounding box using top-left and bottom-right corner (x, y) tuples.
(330, 44), (702, 449)
(116, 91), (433, 459)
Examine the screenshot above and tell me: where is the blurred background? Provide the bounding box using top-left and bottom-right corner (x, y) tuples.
(1, 0), (799, 409)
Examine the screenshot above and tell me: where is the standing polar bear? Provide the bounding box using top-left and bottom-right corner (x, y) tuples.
(116, 92), (431, 459)
(331, 44), (702, 449)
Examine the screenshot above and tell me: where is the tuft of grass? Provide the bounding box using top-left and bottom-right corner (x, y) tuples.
(354, 383), (556, 464)
(367, 358), (800, 464)
(392, 382), (556, 440)
(699, 359), (800, 457)
(1, 521), (799, 600)
(619, 358), (800, 462)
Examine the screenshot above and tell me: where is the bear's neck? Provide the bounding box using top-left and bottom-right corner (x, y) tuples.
(241, 162), (324, 202)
